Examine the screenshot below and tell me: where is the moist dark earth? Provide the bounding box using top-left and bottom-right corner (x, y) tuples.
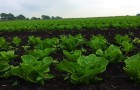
(0, 29), (140, 90)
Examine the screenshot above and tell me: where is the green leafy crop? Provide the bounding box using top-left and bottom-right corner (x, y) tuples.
(96, 44), (125, 63)
(43, 37), (60, 48)
(114, 34), (131, 44)
(60, 34), (85, 51)
(0, 37), (9, 51)
(12, 36), (21, 47)
(121, 41), (135, 54)
(0, 50), (17, 62)
(63, 50), (82, 61)
(0, 61), (10, 77)
(0, 16), (140, 31)
(27, 48), (55, 60)
(124, 53), (140, 83)
(114, 34), (135, 53)
(133, 37), (140, 45)
(56, 54), (108, 84)
(28, 36), (59, 50)
(104, 45), (125, 63)
(87, 35), (108, 51)
(8, 55), (54, 84)
(28, 36), (41, 45)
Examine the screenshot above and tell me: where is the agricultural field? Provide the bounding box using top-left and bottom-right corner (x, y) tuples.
(0, 16), (140, 31)
(0, 16), (140, 90)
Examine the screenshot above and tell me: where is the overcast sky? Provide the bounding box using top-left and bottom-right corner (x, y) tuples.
(0, 0), (140, 18)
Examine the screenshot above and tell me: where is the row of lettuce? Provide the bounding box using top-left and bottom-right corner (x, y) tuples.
(0, 16), (140, 31)
(0, 34), (140, 85)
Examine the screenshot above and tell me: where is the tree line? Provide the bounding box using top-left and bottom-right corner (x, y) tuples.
(0, 13), (62, 20)
(137, 14), (140, 16)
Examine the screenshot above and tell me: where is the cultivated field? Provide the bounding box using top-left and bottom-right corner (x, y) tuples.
(0, 16), (140, 90)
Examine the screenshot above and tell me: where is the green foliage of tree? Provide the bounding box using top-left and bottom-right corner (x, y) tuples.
(41, 15), (50, 20)
(16, 14), (26, 20)
(136, 14), (140, 16)
(0, 13), (15, 20)
(31, 17), (40, 20)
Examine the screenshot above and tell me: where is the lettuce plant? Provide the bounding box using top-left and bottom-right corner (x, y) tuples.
(28, 36), (59, 50)
(0, 37), (9, 50)
(60, 34), (85, 51)
(114, 34), (131, 44)
(12, 36), (21, 47)
(27, 48), (55, 60)
(34, 38), (60, 50)
(43, 37), (60, 48)
(56, 54), (108, 84)
(124, 53), (140, 83)
(28, 36), (42, 45)
(114, 34), (135, 53)
(121, 41), (135, 54)
(104, 44), (125, 63)
(8, 55), (54, 84)
(87, 35), (108, 51)
(63, 50), (82, 61)
(133, 37), (140, 45)
(96, 44), (125, 63)
(0, 61), (10, 77)
(0, 50), (17, 62)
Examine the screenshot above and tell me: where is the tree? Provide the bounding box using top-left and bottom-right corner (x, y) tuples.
(0, 13), (7, 20)
(41, 15), (50, 20)
(136, 14), (140, 16)
(25, 18), (30, 20)
(51, 16), (56, 19)
(31, 17), (40, 20)
(16, 14), (26, 20)
(55, 16), (62, 19)
(0, 13), (15, 20)
(0, 12), (62, 20)
(7, 13), (15, 20)
(51, 16), (62, 19)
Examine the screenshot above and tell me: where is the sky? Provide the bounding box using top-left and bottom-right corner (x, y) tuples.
(0, 0), (140, 18)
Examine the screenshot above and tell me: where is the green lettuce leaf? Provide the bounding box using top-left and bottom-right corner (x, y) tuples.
(87, 35), (108, 51)
(0, 50), (17, 62)
(124, 53), (140, 83)
(0, 61), (10, 77)
(27, 48), (55, 60)
(56, 54), (108, 84)
(63, 50), (82, 61)
(9, 55), (54, 84)
(104, 44), (125, 63)
(60, 34), (85, 51)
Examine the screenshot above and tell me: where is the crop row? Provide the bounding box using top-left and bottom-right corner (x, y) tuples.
(0, 16), (140, 31)
(0, 34), (140, 85)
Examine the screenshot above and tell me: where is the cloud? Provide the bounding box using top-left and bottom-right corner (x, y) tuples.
(0, 0), (140, 18)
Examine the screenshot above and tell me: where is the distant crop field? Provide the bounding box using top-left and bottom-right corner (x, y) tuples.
(0, 16), (140, 31)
